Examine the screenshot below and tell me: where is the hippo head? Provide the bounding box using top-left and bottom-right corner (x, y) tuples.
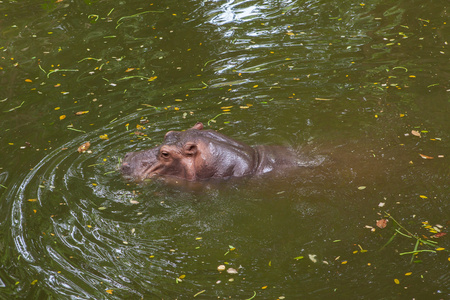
(121, 122), (257, 182)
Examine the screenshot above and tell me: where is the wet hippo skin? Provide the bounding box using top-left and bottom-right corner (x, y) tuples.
(121, 122), (299, 182)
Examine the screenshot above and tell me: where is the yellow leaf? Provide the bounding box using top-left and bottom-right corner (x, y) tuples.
(106, 289), (113, 294)
(405, 272), (412, 276)
(125, 68), (135, 72)
(419, 195), (428, 199)
(179, 275), (186, 279)
(262, 286), (267, 289)
(55, 107), (60, 110)
(75, 111), (89, 115)
(31, 280), (38, 285)
(28, 199), (37, 202)
(148, 76), (157, 81)
(59, 115), (66, 120)
(394, 279), (400, 284)
(341, 261), (348, 264)
(436, 248), (445, 251)
(99, 134), (109, 140)
(25, 79), (32, 83)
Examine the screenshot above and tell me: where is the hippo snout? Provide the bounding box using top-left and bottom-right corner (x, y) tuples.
(121, 162), (132, 176)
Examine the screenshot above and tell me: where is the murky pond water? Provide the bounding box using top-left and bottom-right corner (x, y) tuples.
(1, 0), (449, 299)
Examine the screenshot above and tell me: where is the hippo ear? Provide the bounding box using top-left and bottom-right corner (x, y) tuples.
(183, 142), (198, 156)
(192, 122), (203, 130)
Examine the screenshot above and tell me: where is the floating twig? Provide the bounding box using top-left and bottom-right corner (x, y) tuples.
(47, 69), (79, 78)
(116, 11), (164, 29)
(4, 101), (24, 112)
(207, 112), (231, 126)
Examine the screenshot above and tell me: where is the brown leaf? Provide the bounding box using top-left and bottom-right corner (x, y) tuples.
(419, 153), (434, 159)
(431, 232), (447, 238)
(411, 130), (421, 137)
(376, 219), (388, 229)
(77, 142), (90, 153)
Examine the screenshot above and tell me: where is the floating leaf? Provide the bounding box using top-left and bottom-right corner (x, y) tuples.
(227, 268), (238, 274)
(59, 115), (66, 120)
(376, 219), (388, 229)
(419, 195), (428, 199)
(358, 186), (366, 190)
(405, 272), (412, 276)
(77, 142), (90, 153)
(394, 279), (400, 284)
(411, 130), (421, 137)
(309, 254), (318, 263)
(419, 153), (433, 159)
(25, 79), (33, 83)
(217, 265), (226, 271)
(75, 111), (89, 115)
(99, 134), (109, 140)
(431, 232), (446, 238)
(106, 289), (113, 294)
(294, 256), (304, 260)
(148, 76), (157, 81)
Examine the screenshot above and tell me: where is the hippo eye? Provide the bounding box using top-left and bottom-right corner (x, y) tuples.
(161, 151), (170, 158)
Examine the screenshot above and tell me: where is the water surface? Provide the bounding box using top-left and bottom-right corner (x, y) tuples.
(0, 0), (448, 298)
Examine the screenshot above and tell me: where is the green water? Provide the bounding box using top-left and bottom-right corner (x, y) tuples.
(0, 0), (448, 299)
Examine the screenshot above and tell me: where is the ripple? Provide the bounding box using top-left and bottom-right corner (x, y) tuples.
(5, 111), (198, 298)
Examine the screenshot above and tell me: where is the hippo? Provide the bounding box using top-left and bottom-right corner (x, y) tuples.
(121, 122), (298, 182)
